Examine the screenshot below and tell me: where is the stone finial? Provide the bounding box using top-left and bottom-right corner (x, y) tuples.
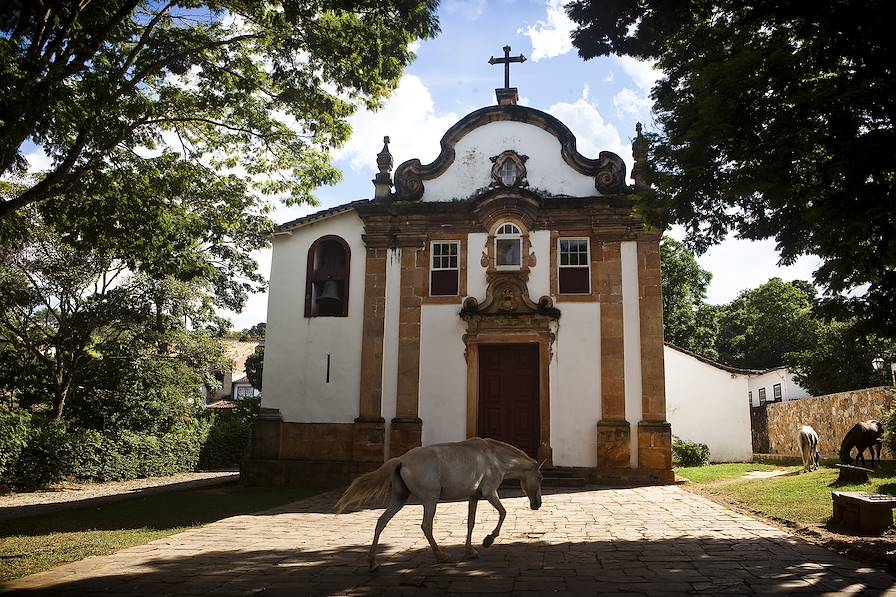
(373, 135), (393, 200)
(631, 122), (649, 190)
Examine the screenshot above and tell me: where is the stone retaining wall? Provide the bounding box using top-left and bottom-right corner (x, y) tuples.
(753, 386), (894, 460)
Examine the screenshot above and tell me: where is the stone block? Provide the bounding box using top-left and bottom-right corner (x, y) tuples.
(251, 417), (282, 460)
(352, 417), (386, 463)
(389, 417), (423, 458)
(280, 422), (353, 461)
(596, 420), (630, 471)
(638, 420), (673, 475)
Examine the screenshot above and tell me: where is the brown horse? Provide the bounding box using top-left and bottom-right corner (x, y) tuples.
(839, 420), (884, 468)
(335, 438), (544, 571)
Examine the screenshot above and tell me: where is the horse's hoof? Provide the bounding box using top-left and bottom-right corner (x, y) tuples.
(482, 534), (494, 548)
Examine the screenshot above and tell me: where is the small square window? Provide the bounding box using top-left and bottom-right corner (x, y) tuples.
(558, 238), (590, 294)
(430, 241), (459, 296)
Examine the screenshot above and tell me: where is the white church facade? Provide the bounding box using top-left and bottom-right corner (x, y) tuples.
(244, 79), (674, 485)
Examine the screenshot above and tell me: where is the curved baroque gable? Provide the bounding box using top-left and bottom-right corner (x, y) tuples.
(393, 104), (627, 201)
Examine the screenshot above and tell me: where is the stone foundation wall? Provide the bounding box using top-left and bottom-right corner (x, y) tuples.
(757, 387), (894, 460)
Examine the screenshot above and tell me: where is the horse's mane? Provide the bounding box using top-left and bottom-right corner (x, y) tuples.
(482, 438), (537, 469)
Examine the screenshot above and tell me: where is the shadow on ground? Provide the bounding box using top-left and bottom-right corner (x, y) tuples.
(2, 536), (894, 596)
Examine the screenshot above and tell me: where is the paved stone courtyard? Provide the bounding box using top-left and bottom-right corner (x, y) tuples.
(2, 485), (894, 596)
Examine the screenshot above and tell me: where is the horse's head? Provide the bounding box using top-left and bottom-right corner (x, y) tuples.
(520, 459), (544, 510)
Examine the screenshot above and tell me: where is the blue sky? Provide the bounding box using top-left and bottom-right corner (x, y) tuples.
(225, 0), (820, 329)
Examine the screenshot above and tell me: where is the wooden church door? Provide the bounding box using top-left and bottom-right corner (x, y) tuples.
(477, 343), (540, 458)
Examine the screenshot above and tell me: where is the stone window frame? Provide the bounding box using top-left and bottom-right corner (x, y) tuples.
(550, 230), (597, 302)
(557, 236), (592, 295)
(304, 234), (351, 318)
(429, 240), (460, 297)
(494, 222), (523, 271)
(773, 383), (782, 402)
(758, 387), (767, 405)
(423, 234), (467, 305)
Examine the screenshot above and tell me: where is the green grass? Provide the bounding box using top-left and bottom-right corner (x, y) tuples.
(679, 462), (896, 528)
(674, 462), (784, 484)
(0, 483), (321, 582)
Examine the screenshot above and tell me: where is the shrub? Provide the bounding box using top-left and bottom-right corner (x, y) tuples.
(11, 418), (73, 490)
(0, 404), (31, 491)
(672, 436), (711, 467)
(198, 409), (252, 470)
(884, 402), (896, 455)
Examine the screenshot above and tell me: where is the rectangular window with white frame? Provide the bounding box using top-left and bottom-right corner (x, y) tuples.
(430, 241), (459, 296)
(773, 383), (782, 402)
(558, 237), (591, 294)
(758, 387), (767, 405)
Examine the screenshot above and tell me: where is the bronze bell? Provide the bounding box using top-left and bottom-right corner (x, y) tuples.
(317, 279), (341, 304)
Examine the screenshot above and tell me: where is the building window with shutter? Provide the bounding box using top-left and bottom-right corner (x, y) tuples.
(558, 238), (590, 294)
(773, 383), (782, 402)
(430, 241), (460, 296)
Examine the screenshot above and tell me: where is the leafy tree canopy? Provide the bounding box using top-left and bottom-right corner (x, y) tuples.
(568, 1), (896, 335)
(0, 214), (228, 424)
(786, 320), (896, 396)
(0, 1), (440, 218)
(715, 278), (818, 370)
(660, 237), (718, 359)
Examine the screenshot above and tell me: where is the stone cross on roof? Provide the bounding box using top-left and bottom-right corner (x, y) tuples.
(488, 45), (526, 106)
(488, 45), (527, 89)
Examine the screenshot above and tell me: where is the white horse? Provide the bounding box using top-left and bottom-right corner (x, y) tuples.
(798, 425), (820, 472)
(335, 437), (544, 571)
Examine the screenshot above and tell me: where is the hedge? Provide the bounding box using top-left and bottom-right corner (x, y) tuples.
(0, 401), (262, 491)
(1, 415), (211, 491)
(197, 410), (252, 470)
(0, 404), (31, 491)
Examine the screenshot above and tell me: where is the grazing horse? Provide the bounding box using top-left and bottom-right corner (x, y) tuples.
(839, 420), (885, 468)
(335, 437), (544, 571)
(797, 425), (820, 472)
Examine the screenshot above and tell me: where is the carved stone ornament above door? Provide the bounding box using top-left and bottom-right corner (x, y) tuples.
(460, 271), (560, 332)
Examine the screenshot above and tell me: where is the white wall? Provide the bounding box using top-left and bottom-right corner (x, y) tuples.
(621, 241), (642, 468)
(264, 212), (365, 423)
(420, 121), (599, 201)
(419, 304), (468, 446)
(748, 368), (811, 406)
(381, 248), (402, 457)
(665, 346), (753, 462)
(551, 303), (600, 466)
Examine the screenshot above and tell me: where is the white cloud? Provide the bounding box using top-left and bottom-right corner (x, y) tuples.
(603, 71), (614, 83)
(613, 87), (652, 115)
(441, 0), (486, 20)
(547, 86), (632, 176)
(25, 149), (52, 173)
(667, 226), (822, 305)
(334, 75), (458, 172)
(521, 0), (576, 62)
(616, 55), (661, 91)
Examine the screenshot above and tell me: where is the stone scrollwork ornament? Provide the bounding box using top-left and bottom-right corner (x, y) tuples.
(594, 152), (625, 194)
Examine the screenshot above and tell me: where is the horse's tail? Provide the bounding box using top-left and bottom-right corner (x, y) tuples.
(335, 458), (401, 514)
